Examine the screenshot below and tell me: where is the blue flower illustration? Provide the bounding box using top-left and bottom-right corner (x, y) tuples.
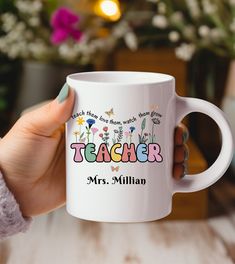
(86, 118), (96, 128)
(129, 126), (136, 144)
(86, 118), (96, 143)
(130, 126), (136, 133)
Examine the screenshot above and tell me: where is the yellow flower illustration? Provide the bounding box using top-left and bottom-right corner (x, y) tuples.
(77, 117), (85, 126)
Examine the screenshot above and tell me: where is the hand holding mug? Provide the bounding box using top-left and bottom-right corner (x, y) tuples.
(0, 82), (189, 217)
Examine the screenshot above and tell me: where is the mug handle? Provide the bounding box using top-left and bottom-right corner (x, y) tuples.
(173, 95), (234, 194)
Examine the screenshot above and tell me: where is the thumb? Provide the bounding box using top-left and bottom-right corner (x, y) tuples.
(19, 84), (75, 137)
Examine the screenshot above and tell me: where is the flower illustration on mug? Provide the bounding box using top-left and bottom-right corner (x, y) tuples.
(91, 127), (99, 143)
(150, 118), (160, 143)
(112, 129), (119, 144)
(73, 131), (80, 143)
(124, 131), (130, 142)
(129, 126), (136, 143)
(77, 117), (85, 126)
(99, 126), (110, 146)
(76, 116), (85, 136)
(138, 118), (148, 143)
(86, 118), (96, 143)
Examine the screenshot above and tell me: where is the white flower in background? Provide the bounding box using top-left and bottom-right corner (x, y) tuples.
(28, 17), (40, 27)
(124, 32), (138, 51)
(2, 21), (26, 45)
(58, 43), (77, 61)
(183, 25), (195, 39)
(175, 43), (196, 61)
(170, 12), (184, 24)
(158, 2), (167, 14)
(168, 31), (180, 43)
(28, 40), (49, 59)
(198, 25), (210, 37)
(230, 18), (235, 33)
(146, 0), (159, 3)
(16, 0), (42, 14)
(185, 0), (201, 19)
(152, 15), (168, 29)
(112, 21), (129, 38)
(1, 13), (17, 32)
(229, 0), (235, 6)
(202, 0), (217, 15)
(210, 28), (225, 42)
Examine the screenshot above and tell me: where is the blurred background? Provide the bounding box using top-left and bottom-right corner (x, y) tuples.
(0, 0), (235, 263)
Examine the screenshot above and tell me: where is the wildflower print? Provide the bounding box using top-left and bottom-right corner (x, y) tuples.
(77, 117), (85, 125)
(117, 126), (123, 143)
(138, 118), (148, 143)
(112, 129), (119, 144)
(91, 127), (99, 143)
(79, 132), (85, 143)
(124, 131), (130, 143)
(86, 118), (96, 143)
(129, 126), (136, 144)
(77, 116), (85, 135)
(150, 118), (160, 143)
(87, 118), (96, 128)
(99, 126), (110, 146)
(73, 131), (80, 143)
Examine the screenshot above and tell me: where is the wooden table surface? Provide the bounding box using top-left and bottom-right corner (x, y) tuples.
(1, 180), (235, 264)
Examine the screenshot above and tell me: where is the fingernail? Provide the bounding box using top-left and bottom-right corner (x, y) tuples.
(182, 130), (189, 143)
(57, 83), (69, 103)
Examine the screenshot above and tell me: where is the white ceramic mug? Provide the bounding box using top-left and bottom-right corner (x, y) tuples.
(66, 71), (233, 222)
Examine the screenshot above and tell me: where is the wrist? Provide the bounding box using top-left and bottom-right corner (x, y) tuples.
(0, 171), (32, 239)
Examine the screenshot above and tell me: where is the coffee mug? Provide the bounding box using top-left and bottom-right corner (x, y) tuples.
(66, 71), (233, 222)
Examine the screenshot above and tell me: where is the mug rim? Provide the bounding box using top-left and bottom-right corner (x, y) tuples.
(67, 71), (174, 86)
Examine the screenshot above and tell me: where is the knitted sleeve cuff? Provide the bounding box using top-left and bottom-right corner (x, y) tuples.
(0, 171), (32, 240)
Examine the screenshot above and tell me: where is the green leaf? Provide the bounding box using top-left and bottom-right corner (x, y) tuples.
(138, 134), (142, 143)
(80, 132), (84, 139)
(141, 118), (146, 130)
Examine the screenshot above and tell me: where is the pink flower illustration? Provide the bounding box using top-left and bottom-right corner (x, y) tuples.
(50, 7), (82, 45)
(103, 126), (109, 132)
(91, 127), (99, 135)
(91, 127), (99, 143)
(124, 131), (130, 143)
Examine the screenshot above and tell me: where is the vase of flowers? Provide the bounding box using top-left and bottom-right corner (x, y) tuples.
(0, 0), (137, 117)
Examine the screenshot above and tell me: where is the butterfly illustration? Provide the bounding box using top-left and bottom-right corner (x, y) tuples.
(150, 104), (158, 111)
(105, 108), (114, 118)
(111, 166), (119, 172)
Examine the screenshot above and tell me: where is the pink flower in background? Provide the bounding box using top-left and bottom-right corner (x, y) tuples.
(50, 7), (82, 45)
